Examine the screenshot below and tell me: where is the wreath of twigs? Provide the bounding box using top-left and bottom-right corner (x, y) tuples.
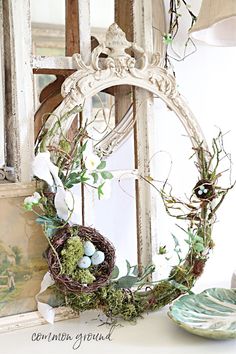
(29, 104), (234, 322)
(52, 132), (234, 322)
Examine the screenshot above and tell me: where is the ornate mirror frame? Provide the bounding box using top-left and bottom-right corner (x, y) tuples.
(44, 23), (206, 153)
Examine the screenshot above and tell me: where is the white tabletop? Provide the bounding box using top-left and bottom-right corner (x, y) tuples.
(1, 278), (236, 354)
(1, 308), (236, 354)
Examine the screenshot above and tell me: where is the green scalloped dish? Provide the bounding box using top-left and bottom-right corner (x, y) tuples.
(168, 288), (236, 339)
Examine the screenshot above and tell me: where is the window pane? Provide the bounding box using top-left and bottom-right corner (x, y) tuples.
(31, 0), (65, 57)
(90, 0), (114, 29)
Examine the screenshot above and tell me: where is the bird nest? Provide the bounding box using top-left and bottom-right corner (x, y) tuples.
(46, 225), (115, 293)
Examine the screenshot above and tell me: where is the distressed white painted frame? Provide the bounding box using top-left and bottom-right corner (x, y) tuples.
(43, 23), (204, 149)
(0, 0), (34, 184)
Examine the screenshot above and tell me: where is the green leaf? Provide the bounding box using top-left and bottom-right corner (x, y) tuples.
(80, 141), (88, 154)
(171, 280), (194, 294)
(24, 203), (33, 211)
(44, 226), (56, 238)
(184, 239), (191, 245)
(98, 183), (105, 199)
(91, 172), (99, 184)
(101, 171), (113, 180)
(111, 265), (119, 280)
(194, 235), (204, 243)
(80, 176), (90, 183)
(78, 170), (90, 184)
(126, 260), (131, 275)
(139, 264), (155, 280)
(193, 242), (205, 253)
(158, 245), (167, 255)
(132, 265), (139, 276)
(36, 216), (52, 225)
(68, 172), (79, 181)
(116, 275), (138, 289)
(172, 234), (180, 248)
(97, 160), (106, 170)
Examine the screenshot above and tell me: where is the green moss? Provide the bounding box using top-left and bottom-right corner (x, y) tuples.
(60, 284), (145, 321)
(66, 292), (98, 312)
(61, 236), (84, 276)
(103, 287), (125, 317)
(122, 304), (138, 321)
(72, 269), (95, 284)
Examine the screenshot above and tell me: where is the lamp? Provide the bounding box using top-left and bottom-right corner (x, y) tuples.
(190, 0), (236, 46)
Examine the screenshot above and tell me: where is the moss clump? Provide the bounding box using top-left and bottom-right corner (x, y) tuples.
(122, 304), (138, 321)
(102, 287), (125, 317)
(72, 269), (95, 284)
(61, 236), (84, 276)
(66, 292), (99, 312)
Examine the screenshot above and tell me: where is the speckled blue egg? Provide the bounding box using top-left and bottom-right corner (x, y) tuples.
(91, 251), (105, 265)
(78, 256), (91, 269)
(83, 241), (96, 257)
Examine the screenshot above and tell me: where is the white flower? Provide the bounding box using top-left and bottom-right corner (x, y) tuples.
(54, 184), (81, 225)
(32, 151), (63, 187)
(84, 153), (101, 171)
(24, 192), (41, 208)
(99, 180), (112, 200)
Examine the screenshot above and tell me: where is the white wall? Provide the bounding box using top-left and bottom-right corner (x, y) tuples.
(172, 44), (236, 288)
(158, 0), (236, 288)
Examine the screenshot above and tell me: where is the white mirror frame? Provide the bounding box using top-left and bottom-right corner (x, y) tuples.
(44, 23), (206, 152)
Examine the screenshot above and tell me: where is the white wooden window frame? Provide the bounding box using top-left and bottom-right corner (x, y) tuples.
(0, 2), (5, 170)
(0, 0), (34, 188)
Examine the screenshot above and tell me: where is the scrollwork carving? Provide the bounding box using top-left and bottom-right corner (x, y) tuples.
(45, 22), (205, 154)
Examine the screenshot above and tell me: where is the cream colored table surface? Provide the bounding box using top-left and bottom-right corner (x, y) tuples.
(1, 309), (236, 354)
(0, 280), (236, 354)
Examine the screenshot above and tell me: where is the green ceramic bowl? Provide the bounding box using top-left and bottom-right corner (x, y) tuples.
(168, 288), (236, 339)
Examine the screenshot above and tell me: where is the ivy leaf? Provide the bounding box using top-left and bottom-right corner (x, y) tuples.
(97, 161), (106, 170)
(101, 171), (113, 180)
(91, 172), (99, 184)
(116, 275), (138, 289)
(111, 265), (119, 280)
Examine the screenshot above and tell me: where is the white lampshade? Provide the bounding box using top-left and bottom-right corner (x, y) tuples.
(190, 0), (236, 46)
